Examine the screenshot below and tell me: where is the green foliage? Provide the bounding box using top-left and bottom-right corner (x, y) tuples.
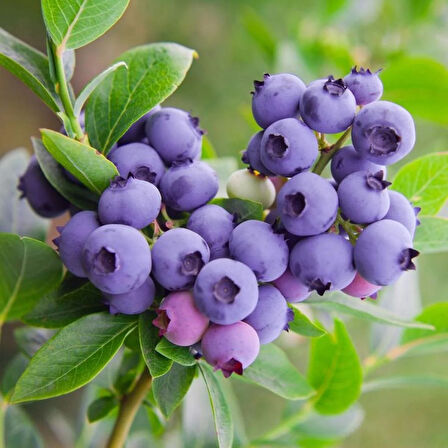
(210, 197), (264, 222)
(201, 136), (218, 159)
(4, 405), (43, 448)
(1, 353), (28, 399)
(414, 217), (448, 253)
(41, 0), (130, 50)
(87, 395), (119, 422)
(289, 307), (326, 338)
(155, 338), (197, 367)
(11, 313), (137, 403)
(363, 375), (448, 393)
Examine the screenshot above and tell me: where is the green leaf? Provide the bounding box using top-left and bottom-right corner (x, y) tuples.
(289, 307), (326, 338)
(414, 216), (448, 254)
(14, 327), (55, 358)
(42, 0), (130, 50)
(210, 198), (264, 222)
(4, 405), (43, 448)
(139, 311), (173, 378)
(308, 319), (362, 415)
(0, 149), (47, 240)
(41, 129), (118, 194)
(307, 293), (434, 330)
(206, 157), (239, 197)
(32, 137), (98, 210)
(0, 234), (63, 327)
(382, 57), (448, 124)
(152, 363), (196, 417)
(241, 344), (314, 400)
(1, 353), (28, 398)
(362, 375), (448, 393)
(201, 136), (218, 159)
(199, 363), (234, 448)
(0, 28), (59, 111)
(22, 274), (104, 328)
(155, 338), (197, 367)
(86, 43), (196, 152)
(10, 312), (136, 403)
(87, 395), (118, 422)
(392, 152), (448, 216)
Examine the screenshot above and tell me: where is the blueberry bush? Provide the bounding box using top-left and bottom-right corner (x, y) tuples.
(0, 1), (447, 447)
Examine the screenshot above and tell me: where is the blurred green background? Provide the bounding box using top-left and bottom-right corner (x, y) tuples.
(0, 0), (447, 447)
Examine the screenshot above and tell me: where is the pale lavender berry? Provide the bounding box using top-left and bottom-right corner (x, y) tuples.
(153, 291), (209, 346)
(344, 67), (383, 106)
(241, 131), (274, 176)
(201, 322), (260, 377)
(273, 268), (311, 303)
(384, 190), (419, 237)
(118, 105), (161, 146)
(342, 272), (381, 299)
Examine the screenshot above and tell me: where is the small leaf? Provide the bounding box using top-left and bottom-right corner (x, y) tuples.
(155, 338), (197, 367)
(240, 344), (314, 400)
(139, 311), (173, 378)
(392, 152), (448, 216)
(1, 353), (28, 398)
(152, 363), (196, 418)
(41, 129), (119, 194)
(42, 0), (130, 50)
(289, 306), (326, 337)
(414, 217), (448, 254)
(14, 327), (55, 358)
(4, 405), (44, 448)
(362, 375), (448, 393)
(308, 319), (362, 415)
(11, 312), (136, 403)
(87, 395), (118, 422)
(201, 136), (218, 159)
(210, 198), (264, 222)
(199, 363), (234, 448)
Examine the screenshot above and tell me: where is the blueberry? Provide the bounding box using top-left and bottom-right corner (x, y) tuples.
(344, 67), (383, 106)
(187, 204), (235, 259)
(118, 105), (161, 146)
(330, 145), (385, 184)
(342, 272), (381, 299)
(289, 233), (356, 295)
(104, 277), (155, 315)
(251, 73), (306, 129)
(82, 224), (151, 294)
(244, 285), (293, 344)
(338, 170), (391, 224)
(229, 220), (289, 282)
(160, 160), (219, 212)
(98, 176), (161, 229)
(193, 258), (258, 325)
(18, 156), (69, 218)
(201, 322), (260, 377)
(145, 107), (204, 164)
(300, 76), (356, 133)
(354, 219), (419, 286)
(241, 131), (274, 176)
(152, 228), (210, 290)
(259, 118), (318, 177)
(351, 101), (415, 165)
(54, 211), (100, 277)
(272, 268), (311, 303)
(384, 190), (419, 237)
(108, 142), (165, 185)
(153, 291), (209, 346)
(277, 172), (338, 236)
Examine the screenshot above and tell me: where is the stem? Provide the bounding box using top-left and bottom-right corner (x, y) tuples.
(106, 368), (152, 448)
(335, 214), (358, 245)
(0, 400), (6, 448)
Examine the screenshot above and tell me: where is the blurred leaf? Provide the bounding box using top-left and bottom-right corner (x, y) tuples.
(11, 313), (136, 403)
(14, 327), (55, 358)
(210, 197), (263, 222)
(241, 344), (314, 400)
(139, 311), (173, 378)
(392, 152), (448, 215)
(22, 274), (104, 328)
(406, 0), (435, 21)
(414, 217), (448, 253)
(308, 319), (362, 414)
(41, 129), (118, 194)
(320, 0), (348, 18)
(152, 363), (196, 417)
(1, 353), (28, 398)
(0, 28), (59, 111)
(87, 395), (118, 422)
(32, 138), (98, 210)
(289, 307), (326, 337)
(205, 158), (239, 197)
(155, 338), (197, 367)
(362, 375), (448, 393)
(201, 136), (218, 159)
(382, 57), (448, 124)
(145, 404), (165, 438)
(0, 149), (47, 240)
(86, 43), (196, 152)
(199, 363), (234, 448)
(42, 0), (130, 50)
(4, 405), (43, 448)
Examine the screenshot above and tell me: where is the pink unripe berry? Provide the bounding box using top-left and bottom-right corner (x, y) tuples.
(273, 268), (311, 303)
(342, 272), (381, 299)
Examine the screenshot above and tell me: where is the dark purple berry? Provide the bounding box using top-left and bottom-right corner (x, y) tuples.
(384, 190), (419, 237)
(273, 268), (311, 303)
(118, 105), (161, 146)
(344, 67), (383, 106)
(242, 131), (274, 176)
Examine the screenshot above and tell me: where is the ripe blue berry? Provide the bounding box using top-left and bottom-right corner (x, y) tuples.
(160, 160), (219, 212)
(251, 73), (306, 129)
(82, 224), (151, 294)
(201, 322), (260, 377)
(343, 67), (383, 106)
(300, 77), (356, 133)
(193, 258), (258, 325)
(277, 172), (338, 236)
(351, 101), (416, 165)
(241, 131), (274, 176)
(342, 272), (381, 299)
(152, 228), (210, 291)
(290, 233), (356, 295)
(153, 291), (209, 346)
(229, 220), (289, 282)
(259, 118), (318, 177)
(54, 211), (100, 277)
(338, 170), (391, 224)
(244, 285), (293, 344)
(384, 190), (419, 237)
(98, 176), (161, 229)
(354, 219), (419, 286)
(187, 204), (235, 259)
(273, 268), (311, 303)
(118, 105), (161, 146)
(145, 107), (203, 164)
